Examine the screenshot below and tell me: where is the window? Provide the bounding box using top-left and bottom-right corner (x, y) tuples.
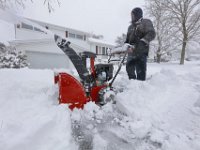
(76, 34), (84, 40)
(106, 48), (111, 55)
(96, 46), (111, 55)
(16, 24), (20, 28)
(105, 47), (108, 55)
(21, 23), (33, 30)
(96, 46), (102, 55)
(68, 33), (76, 38)
(66, 31), (68, 38)
(96, 46), (98, 54)
(20, 23), (46, 34)
(102, 47), (106, 55)
(68, 32), (85, 40)
(84, 35), (86, 41)
(98, 47), (102, 55)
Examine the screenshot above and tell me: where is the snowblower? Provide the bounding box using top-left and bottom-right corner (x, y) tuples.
(54, 35), (127, 110)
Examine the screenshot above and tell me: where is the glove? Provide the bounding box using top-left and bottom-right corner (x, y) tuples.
(111, 44), (134, 55)
(123, 43), (131, 50)
(123, 43), (135, 53)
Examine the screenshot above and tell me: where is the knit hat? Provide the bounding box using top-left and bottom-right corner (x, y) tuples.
(131, 7), (143, 21)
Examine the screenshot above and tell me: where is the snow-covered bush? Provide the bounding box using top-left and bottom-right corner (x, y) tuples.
(0, 43), (29, 68)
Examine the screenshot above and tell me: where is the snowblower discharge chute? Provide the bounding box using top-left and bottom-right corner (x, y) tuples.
(54, 35), (120, 110)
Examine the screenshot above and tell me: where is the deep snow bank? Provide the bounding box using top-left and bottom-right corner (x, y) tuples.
(115, 69), (200, 150)
(71, 61), (200, 150)
(0, 69), (76, 150)
(0, 61), (200, 150)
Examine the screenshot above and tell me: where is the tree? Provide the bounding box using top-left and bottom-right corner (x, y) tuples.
(115, 33), (126, 47)
(160, 0), (200, 64)
(145, 0), (183, 63)
(0, 0), (60, 13)
(0, 43), (29, 68)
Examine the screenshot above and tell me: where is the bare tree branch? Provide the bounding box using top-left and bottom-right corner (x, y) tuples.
(145, 0), (200, 63)
(0, 0), (60, 13)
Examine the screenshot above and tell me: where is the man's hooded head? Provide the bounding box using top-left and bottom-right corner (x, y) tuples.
(131, 7), (143, 23)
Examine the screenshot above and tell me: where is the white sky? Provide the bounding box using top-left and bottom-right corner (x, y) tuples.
(0, 0), (145, 43)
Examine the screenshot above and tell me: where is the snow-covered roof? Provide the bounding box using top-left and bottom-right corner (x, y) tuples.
(27, 18), (91, 36)
(88, 38), (115, 47)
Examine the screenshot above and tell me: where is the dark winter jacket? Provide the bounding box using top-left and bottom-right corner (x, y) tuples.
(125, 18), (156, 57)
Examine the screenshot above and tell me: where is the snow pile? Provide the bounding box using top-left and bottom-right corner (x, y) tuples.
(0, 69), (76, 150)
(70, 61), (200, 150)
(0, 61), (200, 150)
(116, 68), (200, 150)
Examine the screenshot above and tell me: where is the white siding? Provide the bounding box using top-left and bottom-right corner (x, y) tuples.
(15, 28), (51, 40)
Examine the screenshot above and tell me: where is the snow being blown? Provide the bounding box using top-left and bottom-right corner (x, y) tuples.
(0, 62), (200, 150)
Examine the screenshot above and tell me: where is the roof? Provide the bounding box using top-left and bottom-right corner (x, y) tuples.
(88, 38), (115, 47)
(26, 18), (91, 36)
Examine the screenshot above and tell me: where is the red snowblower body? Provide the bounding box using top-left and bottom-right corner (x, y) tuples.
(54, 52), (114, 110)
(54, 35), (124, 110)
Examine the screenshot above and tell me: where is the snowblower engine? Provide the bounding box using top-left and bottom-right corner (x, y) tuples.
(54, 35), (115, 110)
(95, 64), (113, 85)
(79, 51), (114, 85)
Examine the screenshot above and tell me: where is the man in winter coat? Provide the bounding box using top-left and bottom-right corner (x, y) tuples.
(125, 7), (155, 81)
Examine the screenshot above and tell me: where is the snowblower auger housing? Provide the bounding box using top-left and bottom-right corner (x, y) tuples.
(54, 35), (114, 110)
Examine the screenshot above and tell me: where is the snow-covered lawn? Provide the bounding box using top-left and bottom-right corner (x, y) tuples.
(0, 61), (200, 150)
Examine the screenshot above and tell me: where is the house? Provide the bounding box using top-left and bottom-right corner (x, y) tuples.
(9, 19), (115, 69)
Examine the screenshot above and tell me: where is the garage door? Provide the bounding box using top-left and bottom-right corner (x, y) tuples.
(26, 51), (73, 69)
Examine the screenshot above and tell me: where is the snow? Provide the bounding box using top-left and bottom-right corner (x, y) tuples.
(88, 38), (115, 47)
(0, 69), (76, 150)
(0, 61), (200, 150)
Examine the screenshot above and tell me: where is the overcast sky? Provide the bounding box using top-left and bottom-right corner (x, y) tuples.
(0, 0), (145, 43)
